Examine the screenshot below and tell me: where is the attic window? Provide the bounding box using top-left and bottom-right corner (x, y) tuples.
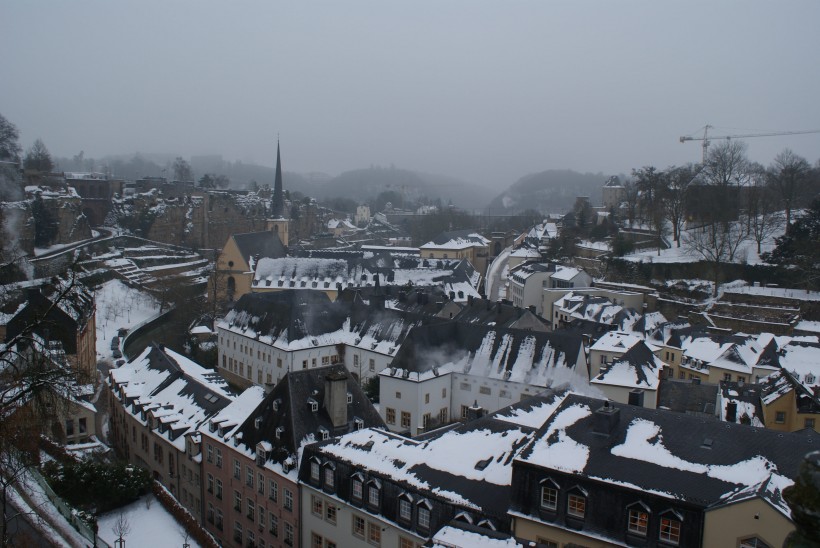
(354, 417), (364, 431)
(254, 417), (262, 429)
(209, 421), (217, 433)
(273, 399), (281, 412)
(318, 427), (329, 440)
(275, 426), (284, 439)
(308, 398), (319, 412)
(347, 392), (353, 404)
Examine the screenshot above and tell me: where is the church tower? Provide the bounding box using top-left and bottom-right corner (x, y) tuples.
(271, 140), (285, 217)
(266, 140), (289, 246)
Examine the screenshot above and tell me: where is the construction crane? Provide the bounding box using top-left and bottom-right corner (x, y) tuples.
(679, 125), (820, 163)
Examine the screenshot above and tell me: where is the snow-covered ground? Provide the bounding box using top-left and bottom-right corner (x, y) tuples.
(486, 246), (511, 301)
(98, 495), (202, 548)
(95, 279), (161, 362)
(622, 222), (783, 265)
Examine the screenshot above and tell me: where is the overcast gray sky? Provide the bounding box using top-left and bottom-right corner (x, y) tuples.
(2, 1), (819, 187)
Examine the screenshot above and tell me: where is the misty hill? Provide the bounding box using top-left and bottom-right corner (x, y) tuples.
(487, 169), (611, 214)
(310, 167), (495, 211)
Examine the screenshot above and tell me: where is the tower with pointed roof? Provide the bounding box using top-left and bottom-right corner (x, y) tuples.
(271, 140), (285, 217)
(266, 140), (290, 245)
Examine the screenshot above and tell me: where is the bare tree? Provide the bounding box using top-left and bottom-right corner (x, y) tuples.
(768, 149), (810, 234)
(0, 114), (21, 163)
(0, 274), (83, 546)
(172, 157), (193, 182)
(22, 139), (54, 173)
(698, 140), (751, 226)
(684, 221), (749, 296)
(745, 166), (784, 254)
(622, 180), (640, 228)
(663, 164), (698, 247)
(632, 166), (665, 230)
(112, 512), (131, 546)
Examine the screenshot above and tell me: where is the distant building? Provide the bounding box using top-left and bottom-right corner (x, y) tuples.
(420, 229), (491, 276)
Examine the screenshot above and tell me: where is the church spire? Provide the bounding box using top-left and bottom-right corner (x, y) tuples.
(271, 139), (284, 217)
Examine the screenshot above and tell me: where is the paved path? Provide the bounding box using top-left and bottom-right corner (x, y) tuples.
(485, 246), (512, 301)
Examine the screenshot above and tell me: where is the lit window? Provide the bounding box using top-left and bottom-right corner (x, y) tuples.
(567, 494), (585, 518)
(628, 508), (649, 536)
(659, 515), (681, 545)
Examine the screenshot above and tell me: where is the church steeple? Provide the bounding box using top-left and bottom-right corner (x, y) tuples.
(271, 140), (284, 217)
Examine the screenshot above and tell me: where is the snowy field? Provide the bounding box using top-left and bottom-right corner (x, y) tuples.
(95, 279), (161, 362)
(98, 495), (202, 548)
(622, 223), (783, 265)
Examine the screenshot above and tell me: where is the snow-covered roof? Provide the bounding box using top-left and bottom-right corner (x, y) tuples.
(589, 331), (650, 354)
(516, 394), (818, 520)
(109, 345), (234, 450)
(591, 343), (663, 390)
(421, 229), (490, 250)
(306, 390), (568, 513)
(382, 323), (584, 386)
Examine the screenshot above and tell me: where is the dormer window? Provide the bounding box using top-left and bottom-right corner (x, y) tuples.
(347, 392), (353, 404)
(275, 426), (284, 439)
(354, 417), (364, 431)
(417, 499), (432, 531)
(318, 427), (329, 441)
(273, 399), (281, 412)
(323, 463), (335, 490)
(308, 398), (318, 412)
(567, 486), (588, 519)
(351, 473), (364, 502)
(539, 478), (559, 511)
(309, 458), (320, 483)
(367, 479), (381, 508)
(627, 502), (650, 537)
(254, 417), (262, 429)
(398, 493), (413, 522)
(659, 510), (683, 545)
(476, 519), (495, 531)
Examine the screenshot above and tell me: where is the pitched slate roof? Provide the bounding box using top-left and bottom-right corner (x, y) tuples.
(657, 379), (718, 415)
(232, 364), (385, 462)
(219, 290), (443, 354)
(452, 298), (549, 331)
(384, 323), (584, 385)
(591, 342), (663, 390)
(305, 390), (569, 517)
(109, 344), (234, 449)
(252, 255), (481, 301)
(232, 230), (286, 265)
(515, 394), (817, 517)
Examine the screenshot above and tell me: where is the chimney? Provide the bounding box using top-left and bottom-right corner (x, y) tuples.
(323, 370), (349, 429)
(592, 401), (620, 435)
(628, 389), (644, 407)
(466, 400), (484, 421)
(726, 401), (737, 423)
